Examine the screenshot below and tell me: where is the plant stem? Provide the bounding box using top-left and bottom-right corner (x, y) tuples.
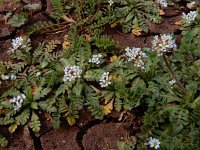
(163, 54), (187, 95)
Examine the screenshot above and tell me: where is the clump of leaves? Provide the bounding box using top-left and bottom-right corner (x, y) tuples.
(0, 38), (61, 135)
(117, 9), (200, 149)
(7, 12), (28, 27)
(0, 135), (8, 148)
(50, 0), (162, 35)
(5, 1), (40, 27)
(113, 0), (162, 33)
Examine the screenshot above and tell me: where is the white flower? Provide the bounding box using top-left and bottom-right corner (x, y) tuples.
(147, 137), (161, 149)
(35, 72), (41, 77)
(10, 74), (17, 80)
(108, 0), (114, 6)
(152, 34), (176, 56)
(89, 54), (103, 64)
(125, 47), (147, 70)
(9, 93), (26, 110)
(63, 66), (82, 82)
(21, 94), (26, 99)
(169, 79), (176, 85)
(182, 11), (197, 24)
(1, 74), (9, 80)
(156, 0), (168, 7)
(99, 72), (112, 87)
(10, 37), (30, 52)
(11, 37), (23, 50)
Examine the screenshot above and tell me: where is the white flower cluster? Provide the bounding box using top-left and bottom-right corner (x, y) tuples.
(89, 54), (103, 64)
(99, 72), (112, 87)
(9, 94), (26, 110)
(11, 36), (30, 52)
(147, 137), (161, 149)
(108, 0), (114, 6)
(152, 34), (176, 56)
(182, 11), (197, 24)
(63, 66), (82, 82)
(169, 79), (176, 86)
(35, 72), (41, 77)
(125, 47), (147, 70)
(156, 0), (168, 7)
(11, 37), (23, 50)
(1, 74), (16, 80)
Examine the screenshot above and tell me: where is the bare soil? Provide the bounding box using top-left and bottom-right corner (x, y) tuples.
(0, 0), (185, 149)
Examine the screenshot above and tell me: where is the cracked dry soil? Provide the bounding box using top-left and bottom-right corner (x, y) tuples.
(0, 0), (185, 149)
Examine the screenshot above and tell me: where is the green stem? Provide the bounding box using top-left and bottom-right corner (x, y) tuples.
(163, 54), (187, 96)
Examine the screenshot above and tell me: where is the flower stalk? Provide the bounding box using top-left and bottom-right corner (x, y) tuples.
(163, 54), (187, 95)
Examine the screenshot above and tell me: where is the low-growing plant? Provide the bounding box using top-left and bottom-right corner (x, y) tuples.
(0, 135), (7, 148)
(50, 0), (163, 35)
(1, 0), (200, 149)
(4, 1), (40, 27)
(116, 8), (200, 150)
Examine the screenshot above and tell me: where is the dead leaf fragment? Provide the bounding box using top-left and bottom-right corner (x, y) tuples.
(62, 41), (70, 49)
(187, 2), (197, 10)
(103, 99), (114, 115)
(159, 9), (165, 16)
(132, 27), (142, 36)
(85, 34), (92, 41)
(110, 55), (117, 62)
(67, 116), (76, 126)
(175, 21), (182, 26)
(0, 109), (6, 115)
(31, 84), (37, 96)
(110, 22), (118, 28)
(62, 15), (75, 23)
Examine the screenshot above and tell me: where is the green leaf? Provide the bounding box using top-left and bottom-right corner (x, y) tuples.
(31, 102), (38, 109)
(55, 83), (72, 97)
(34, 87), (51, 101)
(1, 101), (12, 109)
(125, 11), (135, 23)
(73, 80), (84, 97)
(114, 96), (122, 112)
(0, 135), (8, 147)
(8, 12), (28, 27)
(15, 108), (30, 125)
(30, 111), (41, 132)
(52, 111), (61, 128)
(38, 98), (57, 113)
(60, 58), (71, 66)
(40, 60), (49, 68)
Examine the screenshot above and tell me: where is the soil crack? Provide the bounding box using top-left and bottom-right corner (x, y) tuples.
(29, 127), (43, 150)
(40, 0), (47, 11)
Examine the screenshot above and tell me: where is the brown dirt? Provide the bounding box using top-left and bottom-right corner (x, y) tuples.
(0, 19), (15, 38)
(147, 15), (181, 34)
(110, 32), (145, 50)
(76, 108), (94, 127)
(0, 39), (11, 62)
(46, 0), (54, 16)
(0, 125), (34, 150)
(163, 6), (180, 17)
(82, 122), (130, 150)
(40, 126), (80, 150)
